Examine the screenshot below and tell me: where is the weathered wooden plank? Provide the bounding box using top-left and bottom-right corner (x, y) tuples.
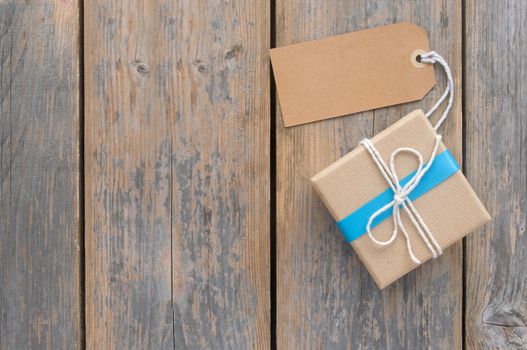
(464, 1), (527, 349)
(85, 2), (179, 347)
(0, 1), (81, 349)
(85, 0), (269, 348)
(275, 1), (462, 348)
(168, 1), (270, 348)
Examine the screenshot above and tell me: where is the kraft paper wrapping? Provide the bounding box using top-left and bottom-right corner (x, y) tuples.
(311, 109), (490, 289)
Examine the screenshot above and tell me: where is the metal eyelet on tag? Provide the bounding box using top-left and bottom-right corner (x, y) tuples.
(411, 49), (427, 68)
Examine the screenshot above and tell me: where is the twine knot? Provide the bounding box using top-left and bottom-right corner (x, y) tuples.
(393, 193), (405, 204)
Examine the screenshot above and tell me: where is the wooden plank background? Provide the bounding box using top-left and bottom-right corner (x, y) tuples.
(84, 1), (175, 347)
(84, 0), (269, 348)
(0, 0), (525, 349)
(276, 1), (462, 348)
(464, 0), (527, 349)
(0, 1), (81, 349)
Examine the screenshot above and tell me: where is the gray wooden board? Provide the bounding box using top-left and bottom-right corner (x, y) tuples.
(464, 0), (527, 348)
(84, 0), (270, 348)
(0, 1), (81, 349)
(275, 1), (462, 348)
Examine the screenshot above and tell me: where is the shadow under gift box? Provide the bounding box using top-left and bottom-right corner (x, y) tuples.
(311, 109), (490, 289)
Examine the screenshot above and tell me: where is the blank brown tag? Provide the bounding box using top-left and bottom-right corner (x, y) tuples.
(270, 23), (436, 127)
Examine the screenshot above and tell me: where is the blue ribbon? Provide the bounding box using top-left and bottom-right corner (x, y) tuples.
(337, 149), (460, 243)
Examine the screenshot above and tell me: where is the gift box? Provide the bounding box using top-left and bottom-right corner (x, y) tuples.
(311, 109), (490, 289)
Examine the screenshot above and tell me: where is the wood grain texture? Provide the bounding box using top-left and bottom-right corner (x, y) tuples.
(275, 1), (462, 348)
(464, 1), (527, 349)
(168, 1), (270, 348)
(84, 0), (269, 348)
(0, 1), (81, 349)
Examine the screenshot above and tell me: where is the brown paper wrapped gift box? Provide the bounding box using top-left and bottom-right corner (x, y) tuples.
(311, 109), (490, 289)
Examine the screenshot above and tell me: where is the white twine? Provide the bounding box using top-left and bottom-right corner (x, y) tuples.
(358, 51), (453, 263)
(421, 51), (454, 131)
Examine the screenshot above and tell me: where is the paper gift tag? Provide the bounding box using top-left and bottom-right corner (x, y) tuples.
(270, 22), (436, 126)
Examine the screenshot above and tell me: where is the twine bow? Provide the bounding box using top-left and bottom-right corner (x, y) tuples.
(359, 135), (443, 264)
(357, 51), (454, 263)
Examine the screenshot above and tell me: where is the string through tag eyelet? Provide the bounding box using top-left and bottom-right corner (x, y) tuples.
(420, 51), (454, 131)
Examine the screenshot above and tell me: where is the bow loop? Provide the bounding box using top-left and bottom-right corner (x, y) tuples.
(390, 147), (424, 194)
